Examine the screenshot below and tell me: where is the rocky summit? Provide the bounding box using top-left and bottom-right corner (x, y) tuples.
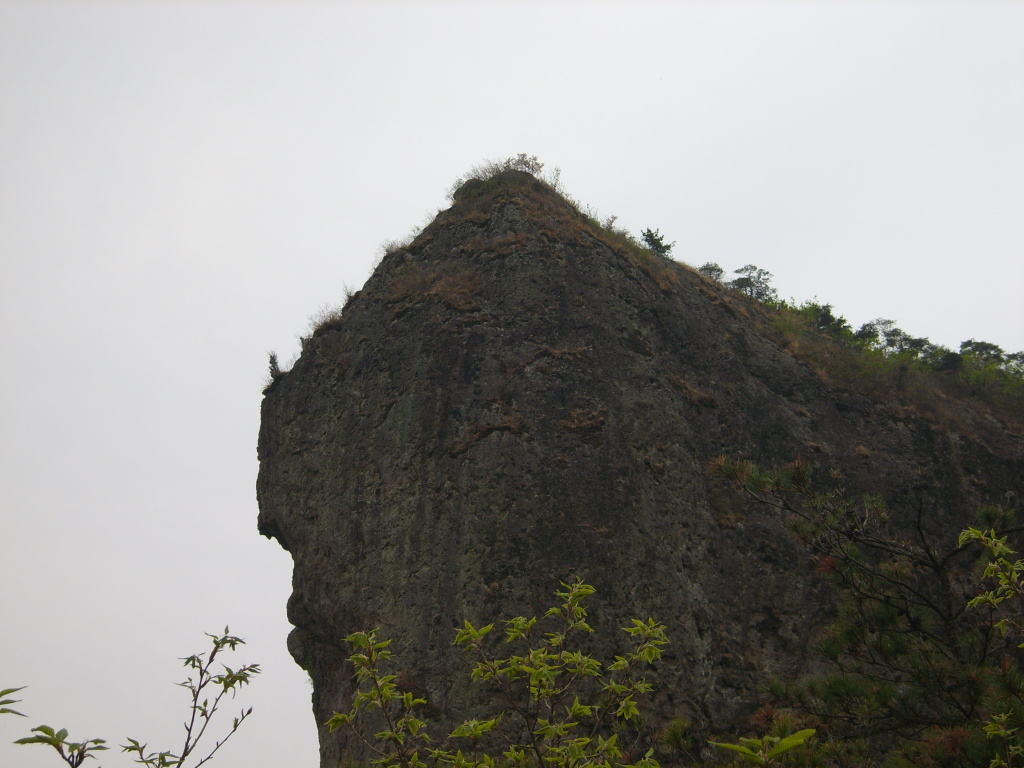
(257, 169), (1023, 767)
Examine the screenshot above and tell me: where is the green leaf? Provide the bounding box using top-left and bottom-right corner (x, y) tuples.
(0, 685), (26, 715)
(0, 686), (26, 717)
(616, 697), (639, 720)
(14, 736), (46, 746)
(327, 712), (352, 731)
(450, 717), (500, 739)
(767, 728), (815, 758)
(709, 741), (759, 758)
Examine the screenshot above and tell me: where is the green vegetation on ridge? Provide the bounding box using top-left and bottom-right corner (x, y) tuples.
(278, 155), (1022, 427)
(691, 259), (1024, 423)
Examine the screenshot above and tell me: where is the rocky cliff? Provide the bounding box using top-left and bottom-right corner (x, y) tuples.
(257, 170), (1023, 767)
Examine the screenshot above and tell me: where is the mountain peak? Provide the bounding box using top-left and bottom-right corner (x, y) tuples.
(258, 166), (1023, 767)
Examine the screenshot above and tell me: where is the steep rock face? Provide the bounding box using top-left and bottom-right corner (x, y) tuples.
(257, 171), (1023, 766)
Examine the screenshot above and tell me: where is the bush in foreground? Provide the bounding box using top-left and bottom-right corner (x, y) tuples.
(328, 579), (668, 768)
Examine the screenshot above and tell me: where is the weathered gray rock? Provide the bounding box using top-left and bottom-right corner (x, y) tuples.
(257, 170), (1023, 767)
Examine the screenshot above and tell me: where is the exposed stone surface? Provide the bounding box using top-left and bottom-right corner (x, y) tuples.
(257, 171), (1023, 767)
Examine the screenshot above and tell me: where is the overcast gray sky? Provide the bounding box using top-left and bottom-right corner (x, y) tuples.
(1, 2), (1022, 767)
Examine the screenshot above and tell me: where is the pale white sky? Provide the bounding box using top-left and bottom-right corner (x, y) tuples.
(1, 3), (1022, 767)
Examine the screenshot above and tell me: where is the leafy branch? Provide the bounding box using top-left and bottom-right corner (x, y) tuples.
(711, 455), (1023, 764)
(710, 728), (816, 767)
(328, 579), (667, 768)
(15, 726), (108, 767)
(122, 628), (259, 768)
(12, 629), (258, 768)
